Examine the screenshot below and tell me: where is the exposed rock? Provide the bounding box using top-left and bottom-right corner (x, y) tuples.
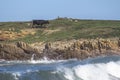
(0, 42), (40, 60)
(16, 41), (37, 54)
(40, 38), (120, 60)
(45, 42), (52, 50)
(1, 38), (120, 60)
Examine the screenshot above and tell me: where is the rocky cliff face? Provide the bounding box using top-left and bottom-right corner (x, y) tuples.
(0, 38), (120, 60)
(0, 42), (40, 60)
(38, 38), (120, 60)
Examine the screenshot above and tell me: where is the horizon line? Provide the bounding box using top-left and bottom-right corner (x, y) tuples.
(0, 17), (120, 22)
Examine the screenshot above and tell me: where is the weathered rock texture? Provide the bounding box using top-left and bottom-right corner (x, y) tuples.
(39, 38), (120, 60)
(1, 38), (120, 60)
(0, 42), (40, 60)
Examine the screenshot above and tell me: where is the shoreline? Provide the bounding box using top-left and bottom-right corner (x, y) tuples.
(1, 38), (120, 60)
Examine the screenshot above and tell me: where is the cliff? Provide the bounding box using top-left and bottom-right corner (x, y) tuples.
(0, 38), (120, 60)
(0, 42), (40, 60)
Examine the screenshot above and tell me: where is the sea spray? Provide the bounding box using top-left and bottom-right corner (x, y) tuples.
(73, 63), (109, 80)
(0, 56), (120, 80)
(56, 61), (120, 80)
(56, 66), (75, 80)
(12, 72), (21, 80)
(106, 62), (120, 78)
(29, 56), (55, 64)
(31, 54), (35, 61)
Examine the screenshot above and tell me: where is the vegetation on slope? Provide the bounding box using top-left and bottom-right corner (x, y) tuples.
(0, 18), (120, 43)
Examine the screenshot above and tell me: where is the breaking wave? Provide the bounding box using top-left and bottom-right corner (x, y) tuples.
(0, 56), (120, 80)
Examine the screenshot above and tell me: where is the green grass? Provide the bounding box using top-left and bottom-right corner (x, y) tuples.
(0, 22), (30, 32)
(48, 19), (120, 39)
(0, 18), (120, 43)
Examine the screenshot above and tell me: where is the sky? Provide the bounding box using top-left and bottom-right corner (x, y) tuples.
(0, 0), (120, 21)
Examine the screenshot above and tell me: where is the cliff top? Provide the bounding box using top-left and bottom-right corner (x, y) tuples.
(0, 18), (120, 43)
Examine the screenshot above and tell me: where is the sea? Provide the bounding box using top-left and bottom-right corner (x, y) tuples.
(0, 55), (120, 80)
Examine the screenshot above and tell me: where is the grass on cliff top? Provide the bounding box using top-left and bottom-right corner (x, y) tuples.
(0, 18), (120, 43)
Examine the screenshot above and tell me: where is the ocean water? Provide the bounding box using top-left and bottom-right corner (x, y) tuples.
(0, 56), (120, 80)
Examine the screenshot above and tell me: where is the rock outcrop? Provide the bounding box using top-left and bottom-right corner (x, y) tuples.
(1, 38), (120, 60)
(40, 38), (120, 60)
(0, 42), (40, 60)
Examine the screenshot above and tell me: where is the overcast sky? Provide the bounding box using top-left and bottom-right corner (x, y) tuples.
(0, 0), (120, 21)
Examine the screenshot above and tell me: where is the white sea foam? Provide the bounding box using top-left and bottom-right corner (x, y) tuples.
(106, 62), (120, 78)
(30, 54), (35, 61)
(28, 57), (55, 64)
(57, 66), (75, 80)
(12, 72), (21, 80)
(29, 57), (77, 64)
(1, 57), (76, 65)
(0, 57), (54, 64)
(57, 61), (120, 80)
(11, 69), (39, 80)
(1, 56), (120, 80)
(73, 64), (109, 80)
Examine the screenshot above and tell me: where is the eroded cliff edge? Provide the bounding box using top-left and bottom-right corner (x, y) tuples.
(1, 38), (120, 60)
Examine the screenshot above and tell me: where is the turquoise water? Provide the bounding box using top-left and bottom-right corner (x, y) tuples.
(0, 56), (120, 80)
